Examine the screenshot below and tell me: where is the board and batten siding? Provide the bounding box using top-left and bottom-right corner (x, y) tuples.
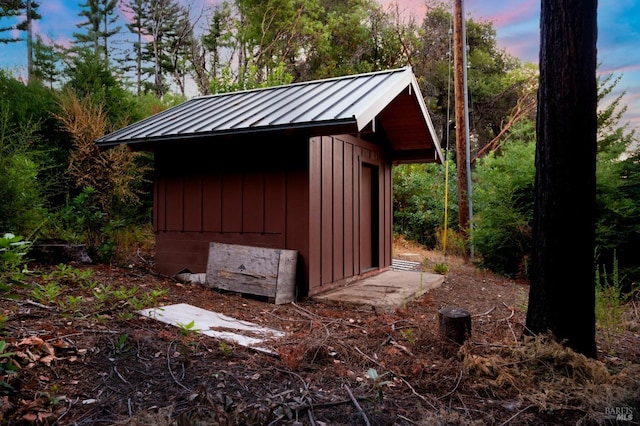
(152, 141), (309, 283)
(308, 135), (392, 295)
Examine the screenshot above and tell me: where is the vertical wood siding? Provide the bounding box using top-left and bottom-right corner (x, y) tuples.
(153, 140), (309, 283)
(308, 135), (392, 295)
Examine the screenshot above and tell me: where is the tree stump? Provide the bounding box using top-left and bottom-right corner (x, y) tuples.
(439, 307), (471, 345)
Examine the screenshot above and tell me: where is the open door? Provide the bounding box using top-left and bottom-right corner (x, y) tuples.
(360, 163), (379, 271)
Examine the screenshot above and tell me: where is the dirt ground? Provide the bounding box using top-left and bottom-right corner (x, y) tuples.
(1, 237), (639, 425)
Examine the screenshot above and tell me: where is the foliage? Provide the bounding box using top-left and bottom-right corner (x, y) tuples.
(29, 263), (164, 314)
(0, 70), (68, 208)
(0, 233), (30, 293)
(0, 100), (48, 234)
(393, 161), (458, 248)
(595, 253), (625, 345)
(365, 368), (392, 402)
(62, 49), (138, 125)
(0, 339), (18, 392)
(594, 74), (640, 289)
(432, 263), (449, 275)
(55, 89), (148, 214)
(176, 320), (200, 336)
(413, 4), (522, 151)
(59, 186), (109, 257)
(73, 0), (121, 60)
(472, 119), (536, 276)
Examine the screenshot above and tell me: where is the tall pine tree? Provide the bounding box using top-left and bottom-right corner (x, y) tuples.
(121, 0), (146, 95)
(74, 0), (121, 63)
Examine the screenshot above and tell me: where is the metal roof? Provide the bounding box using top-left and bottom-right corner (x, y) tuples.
(96, 67), (443, 163)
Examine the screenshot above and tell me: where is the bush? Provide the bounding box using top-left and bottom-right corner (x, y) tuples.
(0, 103), (48, 235)
(0, 233), (30, 292)
(472, 120), (536, 276)
(393, 161), (458, 248)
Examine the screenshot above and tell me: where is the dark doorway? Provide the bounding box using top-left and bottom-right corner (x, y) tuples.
(360, 163), (379, 271)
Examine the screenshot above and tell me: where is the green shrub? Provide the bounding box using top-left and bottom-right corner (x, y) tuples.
(0, 103), (48, 235)
(472, 120), (536, 276)
(393, 161), (458, 248)
(0, 233), (30, 292)
(595, 253), (626, 345)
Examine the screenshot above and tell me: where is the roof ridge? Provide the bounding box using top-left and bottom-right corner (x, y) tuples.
(192, 66), (413, 100)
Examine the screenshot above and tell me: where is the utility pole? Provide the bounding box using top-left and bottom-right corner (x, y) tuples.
(453, 0), (473, 257)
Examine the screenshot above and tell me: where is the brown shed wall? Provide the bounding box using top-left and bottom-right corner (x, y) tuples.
(151, 133), (392, 298)
(308, 135), (392, 296)
(152, 137), (309, 292)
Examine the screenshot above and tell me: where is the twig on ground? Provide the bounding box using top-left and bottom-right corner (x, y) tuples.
(167, 341), (192, 392)
(398, 376), (438, 410)
(398, 414), (418, 424)
(390, 320), (418, 331)
(344, 384), (371, 426)
(499, 302), (515, 321)
(389, 339), (414, 356)
(113, 366), (129, 384)
(24, 299), (54, 310)
(437, 368), (464, 400)
(307, 408), (317, 426)
(473, 306), (496, 317)
(499, 405), (533, 425)
(499, 302), (520, 345)
(291, 302), (319, 319)
(354, 346), (380, 366)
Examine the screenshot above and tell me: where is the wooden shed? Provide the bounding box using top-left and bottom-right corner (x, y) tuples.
(96, 67), (443, 297)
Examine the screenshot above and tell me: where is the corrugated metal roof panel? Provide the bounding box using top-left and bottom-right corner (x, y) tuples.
(96, 67), (443, 163)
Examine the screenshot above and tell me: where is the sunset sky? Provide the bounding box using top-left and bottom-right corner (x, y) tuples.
(1, 0), (638, 133)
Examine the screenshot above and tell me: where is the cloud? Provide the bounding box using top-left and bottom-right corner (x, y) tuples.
(468, 0), (538, 29)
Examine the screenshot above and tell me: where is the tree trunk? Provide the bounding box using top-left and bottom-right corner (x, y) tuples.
(525, 0), (598, 358)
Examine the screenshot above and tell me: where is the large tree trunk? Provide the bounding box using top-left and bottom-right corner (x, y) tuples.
(525, 0), (598, 357)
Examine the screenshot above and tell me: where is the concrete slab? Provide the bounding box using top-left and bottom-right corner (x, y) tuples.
(312, 269), (445, 311)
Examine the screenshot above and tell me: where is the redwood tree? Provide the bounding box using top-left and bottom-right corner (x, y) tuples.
(525, 0), (598, 357)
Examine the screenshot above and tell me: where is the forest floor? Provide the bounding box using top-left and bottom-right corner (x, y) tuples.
(1, 236), (639, 425)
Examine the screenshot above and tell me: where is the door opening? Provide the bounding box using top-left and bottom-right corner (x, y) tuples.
(360, 163), (379, 271)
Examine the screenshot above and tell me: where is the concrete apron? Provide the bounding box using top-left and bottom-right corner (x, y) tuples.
(312, 270), (445, 311)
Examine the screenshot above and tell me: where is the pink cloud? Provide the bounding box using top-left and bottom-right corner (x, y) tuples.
(599, 63), (640, 75)
(468, 0), (538, 29)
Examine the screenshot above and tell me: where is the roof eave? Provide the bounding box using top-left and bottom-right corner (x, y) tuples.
(95, 119), (358, 150)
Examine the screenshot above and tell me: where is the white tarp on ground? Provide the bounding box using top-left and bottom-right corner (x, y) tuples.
(139, 303), (284, 354)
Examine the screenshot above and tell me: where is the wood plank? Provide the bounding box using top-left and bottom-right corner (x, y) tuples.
(264, 171), (286, 233)
(202, 174), (222, 232)
(308, 137), (322, 293)
(343, 141), (354, 277)
(165, 177), (184, 231)
(183, 175), (203, 232)
(206, 242), (297, 304)
(222, 173), (242, 232)
(321, 136), (333, 284)
(243, 172), (264, 233)
(275, 250), (297, 304)
(333, 137), (344, 280)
